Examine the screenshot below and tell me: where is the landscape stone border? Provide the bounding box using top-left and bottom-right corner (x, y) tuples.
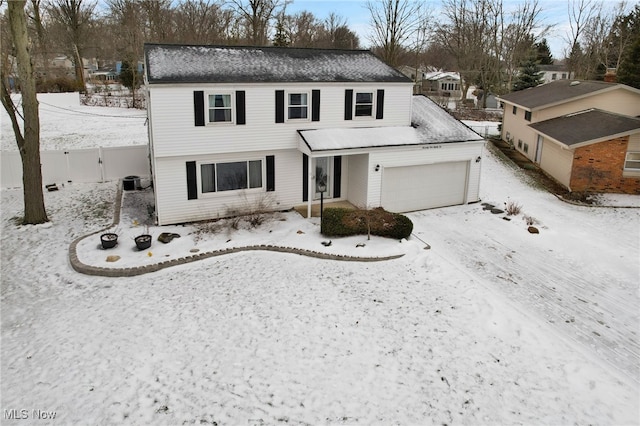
(68, 181), (404, 277)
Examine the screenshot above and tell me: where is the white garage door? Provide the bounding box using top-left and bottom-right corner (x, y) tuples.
(381, 161), (468, 212)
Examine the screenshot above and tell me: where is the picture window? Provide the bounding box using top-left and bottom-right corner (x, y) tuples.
(200, 160), (262, 193)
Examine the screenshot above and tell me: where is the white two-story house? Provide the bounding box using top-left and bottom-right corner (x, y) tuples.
(144, 44), (485, 225)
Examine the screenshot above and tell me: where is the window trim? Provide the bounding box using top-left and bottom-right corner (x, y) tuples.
(353, 91), (375, 119)
(286, 91), (310, 122)
(197, 158), (264, 196)
(206, 92), (235, 125)
(624, 152), (640, 171)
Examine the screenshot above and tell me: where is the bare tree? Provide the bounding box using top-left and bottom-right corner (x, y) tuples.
(46, 0), (97, 92)
(564, 0), (601, 78)
(365, 0), (427, 66)
(173, 0), (232, 44)
(0, 0), (49, 225)
(106, 0), (143, 107)
(316, 12), (359, 49)
(229, 0), (290, 45)
(500, 0), (548, 91)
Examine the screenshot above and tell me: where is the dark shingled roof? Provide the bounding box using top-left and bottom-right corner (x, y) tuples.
(144, 44), (412, 84)
(529, 109), (640, 147)
(498, 79), (621, 110)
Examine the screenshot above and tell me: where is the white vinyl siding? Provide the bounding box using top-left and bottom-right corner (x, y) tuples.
(153, 150), (301, 225)
(147, 83), (413, 158)
(345, 154), (369, 207)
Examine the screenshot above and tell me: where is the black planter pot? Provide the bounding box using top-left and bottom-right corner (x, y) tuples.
(134, 234), (152, 250)
(100, 233), (118, 249)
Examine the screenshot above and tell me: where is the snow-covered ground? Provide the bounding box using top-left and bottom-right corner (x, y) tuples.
(1, 98), (147, 151)
(1, 104), (639, 424)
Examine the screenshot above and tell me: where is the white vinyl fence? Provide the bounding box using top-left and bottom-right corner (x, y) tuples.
(1, 145), (149, 189)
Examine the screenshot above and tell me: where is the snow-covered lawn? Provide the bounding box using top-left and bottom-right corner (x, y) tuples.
(1, 104), (639, 424)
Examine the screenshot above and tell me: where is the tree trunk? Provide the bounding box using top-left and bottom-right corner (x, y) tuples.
(7, 0), (48, 225)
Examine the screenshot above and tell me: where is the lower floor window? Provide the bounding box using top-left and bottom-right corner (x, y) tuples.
(625, 152), (640, 170)
(201, 160), (262, 193)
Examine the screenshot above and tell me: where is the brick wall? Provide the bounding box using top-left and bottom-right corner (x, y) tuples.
(570, 136), (640, 194)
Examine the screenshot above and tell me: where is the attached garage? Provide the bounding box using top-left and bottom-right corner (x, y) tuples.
(381, 161), (468, 212)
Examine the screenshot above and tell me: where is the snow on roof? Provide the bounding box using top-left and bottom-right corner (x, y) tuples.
(299, 95), (483, 152)
(144, 44), (411, 84)
(423, 71), (460, 81)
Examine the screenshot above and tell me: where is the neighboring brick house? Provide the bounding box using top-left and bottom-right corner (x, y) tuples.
(143, 44), (485, 225)
(497, 80), (640, 194)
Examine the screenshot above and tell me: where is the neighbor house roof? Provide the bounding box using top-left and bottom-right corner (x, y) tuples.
(423, 71), (460, 81)
(497, 79), (635, 110)
(298, 95), (483, 153)
(144, 44), (411, 84)
(529, 109), (640, 148)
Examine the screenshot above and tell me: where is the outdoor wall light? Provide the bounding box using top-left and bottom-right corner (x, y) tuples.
(375, 164), (380, 171)
(476, 156), (482, 163)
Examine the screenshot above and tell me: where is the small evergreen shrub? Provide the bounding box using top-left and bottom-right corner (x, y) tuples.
(321, 207), (413, 239)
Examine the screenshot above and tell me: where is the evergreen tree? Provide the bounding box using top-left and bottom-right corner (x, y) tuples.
(272, 19), (290, 47)
(534, 39), (553, 65)
(617, 6), (640, 89)
(119, 61), (140, 91)
(513, 59), (543, 91)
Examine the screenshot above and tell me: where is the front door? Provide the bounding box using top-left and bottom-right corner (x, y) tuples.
(314, 156), (332, 199)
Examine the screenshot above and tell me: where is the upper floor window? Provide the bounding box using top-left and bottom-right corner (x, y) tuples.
(288, 93), (308, 120)
(624, 152), (640, 170)
(208, 94), (233, 123)
(355, 92), (374, 117)
(512, 106), (517, 115)
(524, 111), (532, 121)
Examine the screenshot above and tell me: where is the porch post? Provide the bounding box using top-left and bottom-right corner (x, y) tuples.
(307, 154), (313, 218)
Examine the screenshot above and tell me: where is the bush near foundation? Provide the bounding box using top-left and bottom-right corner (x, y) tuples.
(321, 207), (413, 240)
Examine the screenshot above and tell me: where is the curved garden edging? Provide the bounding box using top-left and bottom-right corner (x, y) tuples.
(68, 182), (405, 277)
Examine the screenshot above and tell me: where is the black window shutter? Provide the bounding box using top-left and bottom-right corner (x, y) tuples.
(302, 154), (309, 202)
(376, 89), (385, 119)
(344, 89), (353, 120)
(275, 90), (285, 123)
(333, 156), (342, 198)
(194, 91), (205, 126)
(236, 91), (246, 125)
(266, 155), (275, 192)
(312, 90), (320, 122)
(186, 161), (197, 200)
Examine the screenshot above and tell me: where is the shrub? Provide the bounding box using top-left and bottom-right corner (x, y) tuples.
(321, 207), (413, 240)
(505, 200), (522, 216)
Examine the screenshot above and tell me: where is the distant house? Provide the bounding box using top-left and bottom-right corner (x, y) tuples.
(497, 80), (640, 194)
(422, 71), (462, 99)
(538, 64), (574, 84)
(143, 44), (485, 225)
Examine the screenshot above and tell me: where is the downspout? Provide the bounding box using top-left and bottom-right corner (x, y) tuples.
(307, 154), (313, 218)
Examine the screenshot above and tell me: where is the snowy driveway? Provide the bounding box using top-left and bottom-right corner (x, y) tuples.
(408, 160), (640, 383)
